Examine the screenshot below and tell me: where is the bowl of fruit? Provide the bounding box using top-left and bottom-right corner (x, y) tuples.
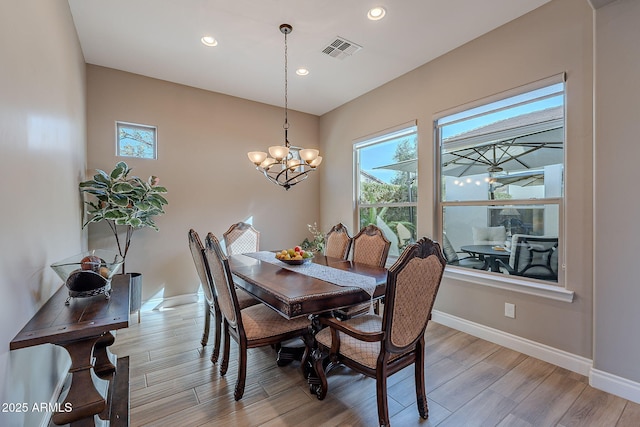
(50, 250), (124, 304)
(275, 246), (314, 265)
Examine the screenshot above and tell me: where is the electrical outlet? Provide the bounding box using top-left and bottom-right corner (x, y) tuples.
(504, 302), (516, 318)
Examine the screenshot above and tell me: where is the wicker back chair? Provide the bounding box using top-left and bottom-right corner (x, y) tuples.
(188, 229), (259, 364)
(188, 229), (222, 361)
(203, 233), (311, 400)
(351, 224), (391, 268)
(313, 237), (446, 426)
(324, 223), (352, 259)
(335, 224), (390, 318)
(223, 222), (260, 255)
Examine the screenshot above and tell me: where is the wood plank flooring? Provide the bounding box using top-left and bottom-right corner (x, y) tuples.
(110, 301), (640, 427)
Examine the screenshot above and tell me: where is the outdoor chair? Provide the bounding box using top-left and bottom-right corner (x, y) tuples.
(441, 233), (485, 269)
(334, 224), (390, 319)
(312, 237), (446, 427)
(187, 229), (258, 363)
(204, 233), (310, 400)
(324, 223), (352, 259)
(223, 221), (260, 255)
(496, 234), (559, 281)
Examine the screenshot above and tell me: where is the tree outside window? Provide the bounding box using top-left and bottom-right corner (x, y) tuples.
(116, 122), (157, 159)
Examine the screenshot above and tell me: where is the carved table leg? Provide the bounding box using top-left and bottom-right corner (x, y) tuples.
(93, 332), (116, 379)
(52, 336), (106, 426)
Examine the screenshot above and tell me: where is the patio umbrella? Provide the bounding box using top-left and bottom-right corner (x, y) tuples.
(442, 107), (564, 178)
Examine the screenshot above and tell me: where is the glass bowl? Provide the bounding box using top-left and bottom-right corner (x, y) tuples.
(51, 250), (124, 303)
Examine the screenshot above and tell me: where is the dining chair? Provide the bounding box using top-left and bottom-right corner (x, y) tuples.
(441, 233), (485, 269)
(335, 224), (391, 318)
(496, 234), (559, 281)
(324, 222), (352, 259)
(223, 221), (260, 255)
(204, 232), (311, 400)
(187, 229), (258, 363)
(312, 237), (446, 427)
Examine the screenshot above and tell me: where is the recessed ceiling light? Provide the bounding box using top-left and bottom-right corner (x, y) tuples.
(296, 68), (309, 76)
(367, 7), (386, 21)
(201, 36), (218, 47)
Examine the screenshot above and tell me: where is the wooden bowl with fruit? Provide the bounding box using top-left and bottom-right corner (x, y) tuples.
(275, 246), (314, 265)
(51, 250), (124, 304)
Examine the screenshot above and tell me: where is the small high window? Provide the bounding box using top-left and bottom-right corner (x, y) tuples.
(116, 122), (157, 159)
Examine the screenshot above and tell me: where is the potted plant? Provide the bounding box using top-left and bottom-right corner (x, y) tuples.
(79, 161), (168, 273)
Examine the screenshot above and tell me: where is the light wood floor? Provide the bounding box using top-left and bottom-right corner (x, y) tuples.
(111, 301), (640, 427)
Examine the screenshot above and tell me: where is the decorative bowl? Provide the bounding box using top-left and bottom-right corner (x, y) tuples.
(51, 250), (124, 304)
(278, 256), (313, 265)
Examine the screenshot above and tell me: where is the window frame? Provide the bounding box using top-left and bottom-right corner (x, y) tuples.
(434, 74), (573, 302)
(116, 121), (158, 159)
(353, 122), (418, 258)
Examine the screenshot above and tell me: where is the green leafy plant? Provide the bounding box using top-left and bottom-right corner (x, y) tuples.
(79, 161), (168, 272)
(300, 222), (325, 253)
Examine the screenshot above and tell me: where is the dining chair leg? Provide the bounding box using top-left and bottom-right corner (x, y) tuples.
(414, 338), (429, 419)
(234, 341), (248, 401)
(376, 369), (390, 427)
(211, 301), (222, 364)
(310, 348), (328, 400)
(220, 320), (231, 376)
(201, 300), (211, 347)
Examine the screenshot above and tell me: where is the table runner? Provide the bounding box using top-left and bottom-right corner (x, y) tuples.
(244, 251), (377, 299)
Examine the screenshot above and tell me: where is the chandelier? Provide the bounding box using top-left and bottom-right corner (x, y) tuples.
(247, 24), (322, 190)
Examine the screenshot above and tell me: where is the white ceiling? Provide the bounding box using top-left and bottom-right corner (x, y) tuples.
(67, 0), (551, 116)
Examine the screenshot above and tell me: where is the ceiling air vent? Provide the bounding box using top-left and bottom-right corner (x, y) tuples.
(321, 36), (362, 60)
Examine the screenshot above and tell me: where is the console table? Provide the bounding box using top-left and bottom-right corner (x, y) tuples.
(10, 274), (131, 426)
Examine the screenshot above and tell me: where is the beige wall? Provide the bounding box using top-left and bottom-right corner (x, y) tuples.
(86, 66), (320, 300)
(320, 0), (594, 357)
(594, 0), (640, 384)
(0, 0), (86, 425)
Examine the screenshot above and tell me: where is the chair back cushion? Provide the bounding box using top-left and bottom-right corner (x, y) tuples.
(188, 229), (215, 304)
(325, 223), (352, 259)
(204, 233), (239, 326)
(351, 224), (391, 268)
(224, 222), (260, 255)
(472, 226), (507, 246)
(509, 234), (559, 280)
(441, 233), (459, 264)
(384, 237), (446, 352)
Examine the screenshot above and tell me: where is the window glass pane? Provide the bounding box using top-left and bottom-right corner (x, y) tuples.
(442, 204), (559, 284)
(117, 122), (157, 159)
(355, 125), (417, 257)
(437, 81), (564, 286)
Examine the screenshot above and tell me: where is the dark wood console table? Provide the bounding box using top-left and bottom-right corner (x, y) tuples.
(10, 274), (131, 426)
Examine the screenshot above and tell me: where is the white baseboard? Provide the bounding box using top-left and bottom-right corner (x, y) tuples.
(431, 310), (592, 376)
(590, 368), (640, 404)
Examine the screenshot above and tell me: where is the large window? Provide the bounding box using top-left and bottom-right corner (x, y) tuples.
(116, 121), (157, 159)
(355, 123), (417, 258)
(436, 77), (565, 285)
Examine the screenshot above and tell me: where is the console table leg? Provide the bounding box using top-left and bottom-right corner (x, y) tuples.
(52, 337), (106, 426)
(94, 332), (116, 378)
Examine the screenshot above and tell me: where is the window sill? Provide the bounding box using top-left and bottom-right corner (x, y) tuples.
(443, 266), (574, 302)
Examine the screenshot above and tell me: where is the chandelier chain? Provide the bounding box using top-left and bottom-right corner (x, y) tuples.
(283, 27), (289, 133)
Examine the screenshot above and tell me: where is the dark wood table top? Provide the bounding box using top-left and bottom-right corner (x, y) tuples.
(229, 254), (387, 319)
(460, 244), (511, 257)
(10, 274), (130, 350)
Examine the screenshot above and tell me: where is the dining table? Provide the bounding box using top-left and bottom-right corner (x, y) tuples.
(228, 251), (388, 389)
(460, 244), (511, 272)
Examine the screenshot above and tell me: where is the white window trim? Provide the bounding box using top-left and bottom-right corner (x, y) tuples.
(435, 75), (571, 301)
